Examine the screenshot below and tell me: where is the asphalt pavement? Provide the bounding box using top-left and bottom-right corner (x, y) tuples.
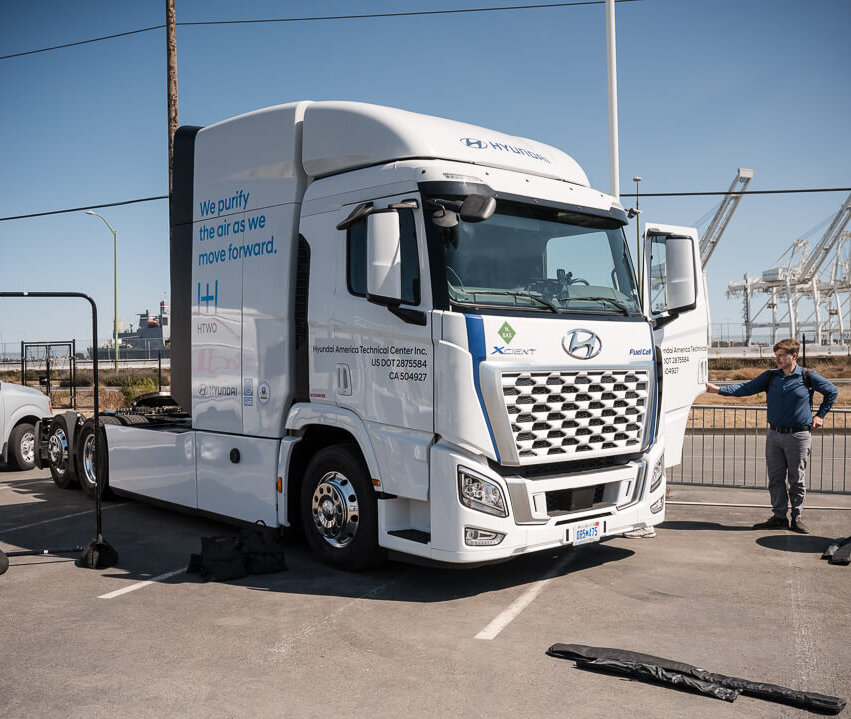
(2, 464), (849, 718)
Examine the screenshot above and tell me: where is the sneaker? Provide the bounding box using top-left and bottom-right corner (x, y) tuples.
(622, 526), (656, 539)
(753, 516), (787, 529)
(789, 516), (810, 534)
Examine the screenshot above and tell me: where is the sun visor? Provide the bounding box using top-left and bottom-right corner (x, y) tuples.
(301, 101), (589, 187)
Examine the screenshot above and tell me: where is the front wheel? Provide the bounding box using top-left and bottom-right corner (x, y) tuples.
(300, 445), (383, 571)
(8, 422), (36, 471)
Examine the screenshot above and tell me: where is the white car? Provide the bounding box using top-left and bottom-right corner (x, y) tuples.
(0, 381), (52, 470)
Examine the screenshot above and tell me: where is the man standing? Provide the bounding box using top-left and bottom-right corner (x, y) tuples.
(706, 339), (837, 533)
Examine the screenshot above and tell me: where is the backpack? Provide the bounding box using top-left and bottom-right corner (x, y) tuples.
(187, 521), (288, 581)
(766, 367), (814, 408)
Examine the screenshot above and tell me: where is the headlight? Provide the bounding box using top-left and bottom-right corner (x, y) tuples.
(458, 467), (508, 517)
(650, 457), (664, 494)
(465, 527), (506, 546)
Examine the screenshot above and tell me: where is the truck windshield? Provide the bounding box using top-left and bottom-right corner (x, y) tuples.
(425, 197), (641, 315)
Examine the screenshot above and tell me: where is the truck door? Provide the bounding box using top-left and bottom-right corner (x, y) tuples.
(332, 194), (434, 500)
(644, 223), (709, 467)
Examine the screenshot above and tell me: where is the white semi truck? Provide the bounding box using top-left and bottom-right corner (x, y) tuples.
(43, 101), (708, 570)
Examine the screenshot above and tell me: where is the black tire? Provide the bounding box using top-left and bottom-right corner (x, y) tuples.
(76, 417), (117, 500)
(8, 422), (36, 471)
(300, 444), (383, 571)
(47, 416), (77, 488)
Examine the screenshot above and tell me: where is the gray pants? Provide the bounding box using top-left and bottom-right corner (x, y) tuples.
(765, 429), (811, 518)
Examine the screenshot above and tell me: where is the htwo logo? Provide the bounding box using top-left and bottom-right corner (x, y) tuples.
(198, 280), (218, 314)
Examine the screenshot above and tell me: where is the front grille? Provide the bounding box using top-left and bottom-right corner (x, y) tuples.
(502, 369), (649, 460)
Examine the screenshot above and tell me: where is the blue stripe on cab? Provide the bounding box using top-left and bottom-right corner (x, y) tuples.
(465, 315), (500, 462)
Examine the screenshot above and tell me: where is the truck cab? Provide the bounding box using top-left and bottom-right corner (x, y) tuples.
(78, 101), (708, 570)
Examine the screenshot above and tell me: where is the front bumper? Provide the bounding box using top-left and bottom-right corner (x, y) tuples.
(420, 438), (666, 564)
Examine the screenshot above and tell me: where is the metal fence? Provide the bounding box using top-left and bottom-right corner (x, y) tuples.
(668, 405), (850, 494)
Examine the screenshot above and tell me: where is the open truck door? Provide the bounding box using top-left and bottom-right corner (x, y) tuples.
(644, 223), (709, 468)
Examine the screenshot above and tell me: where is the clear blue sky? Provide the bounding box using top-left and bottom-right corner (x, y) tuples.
(1, 0), (849, 353)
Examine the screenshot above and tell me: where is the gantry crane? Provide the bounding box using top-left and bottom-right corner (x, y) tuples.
(700, 168), (754, 268)
(727, 192), (851, 344)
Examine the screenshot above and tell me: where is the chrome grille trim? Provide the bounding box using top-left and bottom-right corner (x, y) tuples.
(501, 369), (649, 461)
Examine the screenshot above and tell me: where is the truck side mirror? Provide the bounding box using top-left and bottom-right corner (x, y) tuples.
(367, 211), (402, 305)
(665, 236), (697, 312)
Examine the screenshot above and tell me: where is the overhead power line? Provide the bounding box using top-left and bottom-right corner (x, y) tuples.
(2, 187), (850, 224)
(0, 26), (164, 61)
(1, 1), (639, 61)
(622, 187), (851, 199)
(0, 196), (168, 223)
(179, 1), (639, 26)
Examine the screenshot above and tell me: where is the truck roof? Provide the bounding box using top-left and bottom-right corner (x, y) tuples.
(301, 101), (590, 187)
(193, 101), (590, 221)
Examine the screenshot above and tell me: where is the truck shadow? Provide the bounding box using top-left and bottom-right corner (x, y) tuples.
(2, 474), (636, 601)
(229, 541), (636, 603)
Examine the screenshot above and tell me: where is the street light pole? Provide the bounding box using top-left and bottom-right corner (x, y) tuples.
(85, 211), (119, 371)
(633, 176), (642, 296)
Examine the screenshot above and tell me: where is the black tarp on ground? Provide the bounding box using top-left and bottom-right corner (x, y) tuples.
(547, 643), (846, 715)
(823, 537), (851, 565)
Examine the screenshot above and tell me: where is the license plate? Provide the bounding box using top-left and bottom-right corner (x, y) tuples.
(572, 519), (602, 546)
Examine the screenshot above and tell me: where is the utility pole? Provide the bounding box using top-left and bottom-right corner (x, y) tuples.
(605, 0), (619, 200)
(166, 0), (178, 205)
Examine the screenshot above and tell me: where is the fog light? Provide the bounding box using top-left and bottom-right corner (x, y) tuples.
(465, 527), (506, 546)
(458, 467), (508, 517)
(650, 457), (664, 493)
(650, 496), (664, 514)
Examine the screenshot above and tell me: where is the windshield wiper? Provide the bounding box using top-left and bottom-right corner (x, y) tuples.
(558, 296), (632, 316)
(470, 290), (559, 313)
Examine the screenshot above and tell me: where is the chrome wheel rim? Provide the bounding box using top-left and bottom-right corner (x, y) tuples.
(48, 428), (68, 471)
(21, 431), (35, 465)
(82, 433), (97, 488)
(310, 471), (359, 549)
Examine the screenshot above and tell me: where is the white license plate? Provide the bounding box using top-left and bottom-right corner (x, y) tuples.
(572, 519), (602, 546)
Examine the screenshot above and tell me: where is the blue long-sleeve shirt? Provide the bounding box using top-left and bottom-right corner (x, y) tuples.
(719, 365), (838, 427)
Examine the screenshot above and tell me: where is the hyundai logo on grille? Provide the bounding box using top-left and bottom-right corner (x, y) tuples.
(562, 329), (602, 359)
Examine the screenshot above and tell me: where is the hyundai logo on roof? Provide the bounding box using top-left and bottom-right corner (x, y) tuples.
(562, 329), (602, 360)
(460, 137), (487, 149)
(459, 136), (551, 164)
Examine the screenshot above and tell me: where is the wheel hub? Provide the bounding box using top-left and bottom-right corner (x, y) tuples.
(82, 434), (96, 487)
(310, 472), (360, 549)
(48, 429), (68, 467)
(21, 431), (35, 465)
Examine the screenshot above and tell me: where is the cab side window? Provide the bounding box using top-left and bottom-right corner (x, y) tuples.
(347, 208), (420, 305)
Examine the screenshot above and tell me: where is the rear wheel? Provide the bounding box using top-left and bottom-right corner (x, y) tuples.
(76, 417), (116, 499)
(48, 416), (77, 488)
(8, 422), (36, 471)
(300, 444), (383, 571)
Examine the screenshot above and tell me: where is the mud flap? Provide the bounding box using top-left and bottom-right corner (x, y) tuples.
(547, 643), (846, 714)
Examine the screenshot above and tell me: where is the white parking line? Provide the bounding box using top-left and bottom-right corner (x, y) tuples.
(475, 550), (576, 641)
(0, 503), (129, 534)
(98, 568), (186, 599)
